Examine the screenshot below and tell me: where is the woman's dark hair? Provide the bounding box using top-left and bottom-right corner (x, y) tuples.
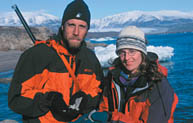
(140, 53), (163, 82)
(112, 52), (163, 83)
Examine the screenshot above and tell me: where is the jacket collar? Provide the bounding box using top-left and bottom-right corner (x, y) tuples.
(110, 66), (152, 94)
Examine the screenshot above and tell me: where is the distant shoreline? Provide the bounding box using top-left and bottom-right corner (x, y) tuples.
(87, 31), (193, 39)
(0, 50), (22, 73)
(0, 50), (22, 84)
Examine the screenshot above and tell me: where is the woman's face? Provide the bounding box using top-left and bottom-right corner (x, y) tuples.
(118, 48), (142, 74)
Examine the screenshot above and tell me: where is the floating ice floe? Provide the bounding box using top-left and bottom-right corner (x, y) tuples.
(94, 44), (174, 67)
(147, 45), (174, 62)
(89, 37), (115, 42)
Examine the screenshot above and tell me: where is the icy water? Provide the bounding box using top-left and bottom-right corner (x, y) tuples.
(0, 32), (193, 122)
(150, 32), (193, 122)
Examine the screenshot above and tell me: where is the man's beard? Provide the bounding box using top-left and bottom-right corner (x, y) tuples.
(68, 39), (81, 49)
(61, 29), (86, 54)
(66, 39), (82, 55)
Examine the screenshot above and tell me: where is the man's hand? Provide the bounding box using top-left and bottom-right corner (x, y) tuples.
(88, 110), (111, 123)
(47, 91), (89, 122)
(47, 92), (79, 122)
(69, 91), (88, 113)
(70, 110), (111, 123)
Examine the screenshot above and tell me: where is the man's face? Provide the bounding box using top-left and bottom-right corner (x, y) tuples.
(63, 19), (88, 49)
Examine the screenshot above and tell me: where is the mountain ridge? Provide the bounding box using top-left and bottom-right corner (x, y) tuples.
(90, 10), (193, 33)
(0, 10), (193, 34)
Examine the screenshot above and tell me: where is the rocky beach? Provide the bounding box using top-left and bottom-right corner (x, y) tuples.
(0, 26), (107, 84)
(0, 26), (52, 84)
(0, 50), (22, 73)
(0, 50), (22, 84)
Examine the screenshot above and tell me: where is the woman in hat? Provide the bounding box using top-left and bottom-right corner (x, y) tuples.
(98, 26), (178, 123)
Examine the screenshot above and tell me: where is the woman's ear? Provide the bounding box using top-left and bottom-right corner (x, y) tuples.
(61, 25), (64, 31)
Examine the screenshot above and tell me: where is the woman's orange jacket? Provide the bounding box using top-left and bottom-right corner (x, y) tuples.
(99, 66), (178, 123)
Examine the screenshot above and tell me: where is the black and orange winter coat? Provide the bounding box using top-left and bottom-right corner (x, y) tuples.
(8, 39), (103, 123)
(99, 66), (178, 123)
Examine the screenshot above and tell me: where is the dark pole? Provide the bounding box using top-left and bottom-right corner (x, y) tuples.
(11, 4), (36, 44)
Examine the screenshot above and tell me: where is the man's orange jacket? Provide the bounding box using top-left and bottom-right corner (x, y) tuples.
(8, 40), (103, 123)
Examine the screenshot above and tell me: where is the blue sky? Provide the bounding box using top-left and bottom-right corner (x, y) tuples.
(1, 0), (193, 19)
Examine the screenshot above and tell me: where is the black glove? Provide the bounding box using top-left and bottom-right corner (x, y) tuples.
(69, 91), (88, 114)
(46, 92), (68, 111)
(47, 92), (79, 122)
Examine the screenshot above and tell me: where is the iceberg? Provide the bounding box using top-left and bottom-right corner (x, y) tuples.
(94, 44), (174, 67)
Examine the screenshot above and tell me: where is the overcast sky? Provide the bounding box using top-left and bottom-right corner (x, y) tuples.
(1, 0), (193, 19)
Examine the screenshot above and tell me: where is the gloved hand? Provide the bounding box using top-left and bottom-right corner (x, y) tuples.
(48, 91), (88, 122)
(69, 91), (88, 114)
(46, 92), (68, 111)
(47, 92), (79, 122)
(70, 110), (111, 123)
(88, 110), (111, 123)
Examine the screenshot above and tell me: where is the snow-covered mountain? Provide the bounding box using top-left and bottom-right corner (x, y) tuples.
(1, 10), (193, 34)
(0, 11), (61, 32)
(90, 10), (193, 33)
